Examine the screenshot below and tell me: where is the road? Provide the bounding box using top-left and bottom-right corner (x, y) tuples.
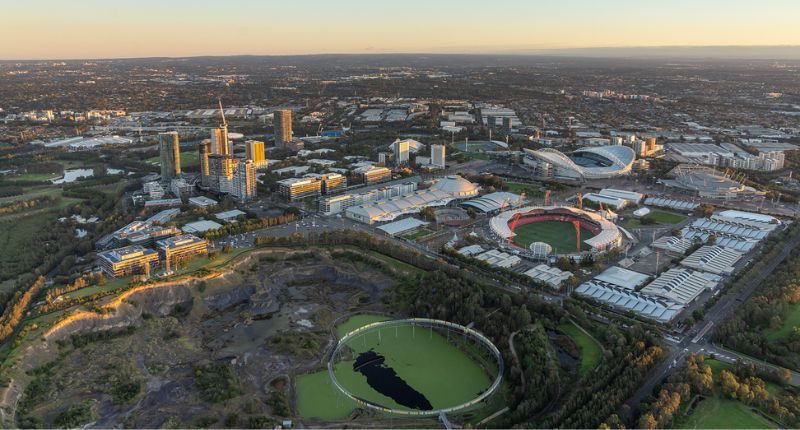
(216, 212), (562, 301)
(623, 227), (800, 417)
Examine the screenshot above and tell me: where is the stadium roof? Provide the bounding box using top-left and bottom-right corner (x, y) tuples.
(490, 205), (622, 252)
(523, 146), (635, 180)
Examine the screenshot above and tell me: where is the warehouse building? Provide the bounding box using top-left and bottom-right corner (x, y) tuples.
(651, 236), (696, 256)
(640, 268), (717, 305)
(593, 266), (651, 290)
(576, 281), (684, 323)
(679, 245), (743, 275)
(524, 264), (572, 289)
(474, 249), (521, 268)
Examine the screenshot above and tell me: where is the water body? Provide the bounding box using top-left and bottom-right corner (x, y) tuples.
(353, 349), (433, 411)
(52, 168), (126, 184)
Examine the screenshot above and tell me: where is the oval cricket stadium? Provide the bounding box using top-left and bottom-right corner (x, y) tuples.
(491, 206), (623, 255)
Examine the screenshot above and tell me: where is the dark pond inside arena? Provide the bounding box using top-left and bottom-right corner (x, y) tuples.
(353, 349), (433, 410)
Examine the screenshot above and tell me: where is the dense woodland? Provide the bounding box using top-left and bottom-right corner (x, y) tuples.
(713, 248), (800, 370)
(637, 354), (800, 429)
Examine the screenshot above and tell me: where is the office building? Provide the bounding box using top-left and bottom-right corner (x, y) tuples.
(199, 139), (211, 187)
(231, 160), (257, 201)
(431, 144), (446, 168)
(502, 117), (513, 132)
(278, 177), (322, 201)
(356, 165), (392, 184)
(211, 126), (229, 155)
(159, 132), (181, 182)
(274, 109), (293, 146)
(392, 139), (410, 165)
(319, 173), (347, 194)
(156, 234), (208, 271)
(245, 140), (265, 162)
(319, 182), (417, 215)
(208, 154), (235, 193)
(97, 245), (159, 278)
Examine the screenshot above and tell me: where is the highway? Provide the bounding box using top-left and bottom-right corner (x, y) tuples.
(623, 227), (800, 417)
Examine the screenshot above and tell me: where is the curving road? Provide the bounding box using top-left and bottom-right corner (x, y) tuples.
(623, 227), (800, 418)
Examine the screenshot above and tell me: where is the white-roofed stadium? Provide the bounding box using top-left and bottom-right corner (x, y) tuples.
(490, 206), (623, 254)
(522, 145), (635, 181)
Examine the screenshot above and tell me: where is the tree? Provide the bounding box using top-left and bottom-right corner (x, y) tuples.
(638, 413), (658, 430)
(719, 370), (740, 399)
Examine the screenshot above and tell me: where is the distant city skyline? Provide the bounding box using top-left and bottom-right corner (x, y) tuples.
(2, 0), (800, 60)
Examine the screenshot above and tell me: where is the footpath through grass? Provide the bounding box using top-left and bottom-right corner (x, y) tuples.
(558, 321), (602, 377)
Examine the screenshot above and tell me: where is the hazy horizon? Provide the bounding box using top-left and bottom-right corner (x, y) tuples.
(3, 0), (800, 60)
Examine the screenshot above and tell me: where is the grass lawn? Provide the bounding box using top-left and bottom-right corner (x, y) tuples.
(558, 321), (602, 377)
(513, 220), (594, 253)
(364, 249), (426, 276)
(335, 314), (390, 338)
(146, 150), (199, 168)
(677, 396), (775, 429)
(0, 209), (60, 281)
(504, 182), (545, 198)
(763, 301), (800, 342)
(625, 210), (686, 228)
(399, 228), (433, 241)
(295, 369), (361, 420)
(297, 314), (494, 419)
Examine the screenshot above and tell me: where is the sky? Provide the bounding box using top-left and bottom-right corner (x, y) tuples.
(2, 0), (800, 60)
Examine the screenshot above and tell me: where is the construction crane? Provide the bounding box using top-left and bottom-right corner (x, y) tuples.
(576, 192), (583, 210)
(544, 190), (551, 206)
(218, 99), (228, 128)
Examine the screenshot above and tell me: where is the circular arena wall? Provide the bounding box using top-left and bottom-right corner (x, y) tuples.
(490, 205), (623, 254)
(327, 318), (504, 417)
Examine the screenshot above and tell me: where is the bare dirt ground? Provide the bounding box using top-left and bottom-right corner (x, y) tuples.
(10, 249), (396, 428)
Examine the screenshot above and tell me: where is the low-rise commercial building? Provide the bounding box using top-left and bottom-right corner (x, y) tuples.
(156, 234), (208, 268)
(278, 177), (322, 201)
(98, 245), (159, 278)
(356, 165), (392, 184)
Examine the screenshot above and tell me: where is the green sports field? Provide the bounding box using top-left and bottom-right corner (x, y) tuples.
(296, 315), (495, 420)
(558, 322), (602, 377)
(677, 397), (775, 429)
(513, 220), (594, 253)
